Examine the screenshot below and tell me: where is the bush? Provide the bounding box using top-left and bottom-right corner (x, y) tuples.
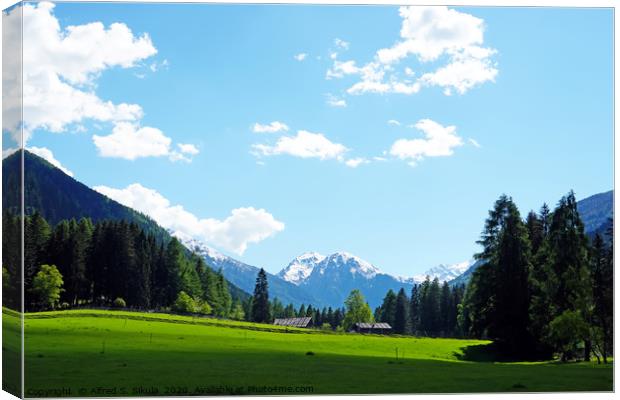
(112, 298), (126, 308)
(230, 303), (245, 321)
(320, 323), (332, 331)
(172, 291), (198, 313)
(60, 302), (70, 310)
(198, 302), (212, 315)
(548, 310), (589, 362)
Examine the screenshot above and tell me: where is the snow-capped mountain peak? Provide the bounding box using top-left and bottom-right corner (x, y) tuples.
(279, 251), (382, 284)
(320, 252), (380, 278)
(277, 252), (325, 285)
(411, 260), (473, 283)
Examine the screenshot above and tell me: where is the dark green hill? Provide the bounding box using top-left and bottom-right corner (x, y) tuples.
(2, 150), (249, 302)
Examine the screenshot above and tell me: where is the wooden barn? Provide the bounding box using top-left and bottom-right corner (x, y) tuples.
(273, 317), (313, 328)
(353, 322), (392, 334)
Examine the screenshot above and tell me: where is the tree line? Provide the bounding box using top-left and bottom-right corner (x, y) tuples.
(461, 192), (613, 362)
(374, 281), (466, 336)
(3, 212), (241, 316)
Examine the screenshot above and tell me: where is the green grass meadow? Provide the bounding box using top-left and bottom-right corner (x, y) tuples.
(2, 308), (613, 396)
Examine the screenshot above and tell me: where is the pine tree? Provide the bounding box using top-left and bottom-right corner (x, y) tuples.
(251, 268), (270, 323)
(464, 195), (534, 356)
(526, 210), (544, 255)
(590, 232), (612, 363)
(162, 238), (186, 306)
(439, 282), (451, 336)
(24, 211), (51, 291)
(379, 289), (397, 326)
(394, 288), (409, 334)
(534, 192), (592, 360)
(409, 284), (420, 334)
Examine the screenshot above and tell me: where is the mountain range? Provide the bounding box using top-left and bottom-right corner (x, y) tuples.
(184, 236), (477, 308)
(4, 151), (613, 310)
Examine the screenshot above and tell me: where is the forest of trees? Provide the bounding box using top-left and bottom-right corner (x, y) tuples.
(461, 192), (613, 362)
(3, 212), (240, 316)
(374, 281), (465, 336)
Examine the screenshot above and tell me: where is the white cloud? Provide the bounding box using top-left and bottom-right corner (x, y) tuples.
(378, 6), (485, 64)
(2, 148), (19, 160)
(389, 119), (463, 165)
(294, 53), (308, 61)
(4, 2), (157, 141)
(419, 48), (498, 95)
(326, 6), (497, 96)
(252, 130), (348, 161)
(334, 38), (350, 50)
(252, 121), (290, 133)
(27, 146), (74, 177)
(92, 122), (197, 162)
(387, 119), (401, 126)
(178, 143), (200, 155)
(4, 3), (194, 164)
(345, 158), (369, 168)
(326, 94), (347, 107)
(93, 183), (284, 255)
(468, 138), (481, 148)
(149, 59), (169, 72)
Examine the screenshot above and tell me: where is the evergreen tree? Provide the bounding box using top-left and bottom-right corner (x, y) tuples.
(409, 284), (420, 334)
(162, 237), (185, 306)
(394, 288), (409, 334)
(378, 289), (397, 326)
(271, 298), (284, 319)
(24, 211), (51, 291)
(251, 268), (270, 323)
(526, 210), (544, 255)
(214, 269), (232, 317)
(590, 232), (612, 363)
(439, 281), (451, 336)
(464, 195), (534, 356)
(535, 192), (592, 358)
(284, 303), (296, 318)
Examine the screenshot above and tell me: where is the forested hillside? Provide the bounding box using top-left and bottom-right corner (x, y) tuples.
(1, 151), (249, 308)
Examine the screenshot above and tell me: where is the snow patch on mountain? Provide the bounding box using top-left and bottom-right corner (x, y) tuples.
(278, 252), (325, 285)
(412, 260), (473, 283)
(315, 252), (380, 279)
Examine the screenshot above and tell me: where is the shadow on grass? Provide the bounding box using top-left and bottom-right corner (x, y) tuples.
(454, 342), (500, 362)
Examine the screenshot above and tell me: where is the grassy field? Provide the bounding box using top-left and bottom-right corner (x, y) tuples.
(2, 308), (613, 396)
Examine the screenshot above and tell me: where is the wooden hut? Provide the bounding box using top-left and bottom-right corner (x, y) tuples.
(273, 317), (313, 328)
(353, 322), (392, 334)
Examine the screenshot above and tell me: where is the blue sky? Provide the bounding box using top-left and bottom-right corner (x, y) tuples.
(5, 3), (613, 276)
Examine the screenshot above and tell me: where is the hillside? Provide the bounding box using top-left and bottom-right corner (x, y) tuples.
(2, 150), (249, 302)
(577, 190), (613, 239)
